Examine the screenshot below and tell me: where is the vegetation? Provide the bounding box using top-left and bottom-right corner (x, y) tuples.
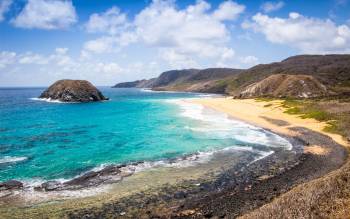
(280, 98), (350, 138)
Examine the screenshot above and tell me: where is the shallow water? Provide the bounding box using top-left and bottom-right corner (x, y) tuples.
(0, 87), (291, 183)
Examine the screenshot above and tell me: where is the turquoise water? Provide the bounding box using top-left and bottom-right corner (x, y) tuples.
(0, 88), (291, 182)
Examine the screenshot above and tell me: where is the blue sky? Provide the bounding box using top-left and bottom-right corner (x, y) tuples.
(0, 0), (349, 86)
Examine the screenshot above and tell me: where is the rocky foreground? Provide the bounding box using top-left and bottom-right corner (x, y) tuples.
(39, 79), (108, 102)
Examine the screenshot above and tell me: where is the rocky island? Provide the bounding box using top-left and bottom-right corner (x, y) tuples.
(39, 79), (108, 102)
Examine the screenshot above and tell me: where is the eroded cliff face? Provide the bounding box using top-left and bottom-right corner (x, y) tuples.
(236, 74), (329, 98)
(40, 80), (108, 102)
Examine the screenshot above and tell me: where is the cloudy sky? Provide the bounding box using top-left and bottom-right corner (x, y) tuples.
(0, 0), (349, 86)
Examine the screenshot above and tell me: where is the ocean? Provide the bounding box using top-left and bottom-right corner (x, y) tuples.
(0, 87), (291, 184)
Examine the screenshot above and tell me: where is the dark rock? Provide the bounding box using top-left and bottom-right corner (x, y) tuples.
(174, 191), (187, 199)
(64, 171), (99, 186)
(39, 79), (108, 102)
(0, 180), (23, 190)
(41, 181), (62, 191)
(98, 165), (121, 176)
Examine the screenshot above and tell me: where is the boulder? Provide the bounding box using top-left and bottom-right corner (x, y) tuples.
(39, 79), (108, 102)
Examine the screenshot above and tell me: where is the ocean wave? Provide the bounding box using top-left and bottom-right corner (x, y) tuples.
(0, 156), (28, 164)
(167, 99), (293, 150)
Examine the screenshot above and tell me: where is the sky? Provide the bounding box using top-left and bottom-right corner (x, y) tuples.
(0, 0), (349, 86)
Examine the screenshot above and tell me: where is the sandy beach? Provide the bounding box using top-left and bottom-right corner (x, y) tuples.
(190, 97), (349, 150)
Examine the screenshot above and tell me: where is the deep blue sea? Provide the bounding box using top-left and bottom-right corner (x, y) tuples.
(0, 87), (291, 183)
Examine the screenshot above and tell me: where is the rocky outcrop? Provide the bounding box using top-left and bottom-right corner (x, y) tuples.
(0, 180), (23, 190)
(39, 80), (108, 102)
(236, 74), (329, 98)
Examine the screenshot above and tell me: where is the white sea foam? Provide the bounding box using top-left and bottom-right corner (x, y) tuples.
(167, 99), (293, 150)
(30, 97), (65, 103)
(0, 156), (28, 164)
(140, 88), (181, 94)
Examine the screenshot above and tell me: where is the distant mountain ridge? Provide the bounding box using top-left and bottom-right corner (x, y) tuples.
(113, 55), (350, 98)
(113, 68), (243, 94)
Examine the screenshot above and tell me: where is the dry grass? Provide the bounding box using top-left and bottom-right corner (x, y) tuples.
(240, 155), (350, 219)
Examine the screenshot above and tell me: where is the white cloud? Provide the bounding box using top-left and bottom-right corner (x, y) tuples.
(244, 12), (350, 53)
(18, 53), (48, 65)
(83, 0), (246, 66)
(213, 0), (245, 21)
(216, 50), (258, 68)
(83, 37), (119, 54)
(0, 0), (12, 22)
(239, 55), (259, 65)
(12, 0), (77, 30)
(261, 1), (284, 13)
(95, 62), (123, 74)
(132, 0), (245, 65)
(0, 51), (16, 69)
(159, 48), (199, 69)
(85, 6), (128, 35)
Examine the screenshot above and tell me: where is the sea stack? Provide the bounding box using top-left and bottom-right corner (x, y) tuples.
(39, 79), (108, 102)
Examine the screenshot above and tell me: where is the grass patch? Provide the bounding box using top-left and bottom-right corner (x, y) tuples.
(277, 98), (350, 139)
(300, 110), (331, 121)
(284, 107), (301, 114)
(323, 120), (340, 134)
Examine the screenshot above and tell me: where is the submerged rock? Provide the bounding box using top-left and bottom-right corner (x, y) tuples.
(39, 79), (108, 102)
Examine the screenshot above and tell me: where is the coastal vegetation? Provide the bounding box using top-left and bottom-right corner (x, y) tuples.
(281, 98), (350, 140)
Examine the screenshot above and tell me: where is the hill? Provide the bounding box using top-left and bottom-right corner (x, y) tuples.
(236, 74), (330, 98)
(227, 55), (350, 97)
(113, 55), (350, 98)
(112, 68), (243, 93)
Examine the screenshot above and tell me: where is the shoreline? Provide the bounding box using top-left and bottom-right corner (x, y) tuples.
(190, 97), (349, 148)
(0, 97), (348, 218)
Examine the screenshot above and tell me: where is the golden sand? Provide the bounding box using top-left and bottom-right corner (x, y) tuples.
(189, 97), (349, 149)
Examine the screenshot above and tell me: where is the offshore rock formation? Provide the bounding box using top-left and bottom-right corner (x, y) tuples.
(39, 80), (108, 102)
